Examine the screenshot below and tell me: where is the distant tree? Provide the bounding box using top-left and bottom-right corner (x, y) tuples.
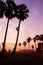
(23, 41), (27, 50)
(19, 42), (21, 50)
(27, 37), (31, 43)
(39, 34), (43, 41)
(33, 37), (36, 42)
(33, 37), (36, 49)
(33, 35), (40, 42)
(34, 34), (43, 42)
(35, 35), (40, 40)
(19, 42), (21, 46)
(32, 45), (34, 51)
(27, 37), (31, 50)
(8, 50), (11, 53)
(33, 35), (40, 49)
(33, 34), (43, 51)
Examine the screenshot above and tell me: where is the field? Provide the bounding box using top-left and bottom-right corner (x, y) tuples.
(0, 51), (43, 65)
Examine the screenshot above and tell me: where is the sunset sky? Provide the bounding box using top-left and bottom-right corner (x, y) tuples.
(0, 0), (43, 49)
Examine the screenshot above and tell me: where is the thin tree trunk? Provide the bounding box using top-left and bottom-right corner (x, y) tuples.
(11, 20), (21, 56)
(1, 18), (9, 55)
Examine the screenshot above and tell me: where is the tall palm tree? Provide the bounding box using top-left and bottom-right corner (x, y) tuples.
(27, 37), (31, 50)
(0, 0), (7, 55)
(11, 4), (29, 56)
(1, 0), (16, 55)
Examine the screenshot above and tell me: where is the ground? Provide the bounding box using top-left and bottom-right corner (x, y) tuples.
(0, 51), (43, 65)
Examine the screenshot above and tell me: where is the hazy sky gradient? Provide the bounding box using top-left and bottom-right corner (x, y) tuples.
(0, 0), (43, 43)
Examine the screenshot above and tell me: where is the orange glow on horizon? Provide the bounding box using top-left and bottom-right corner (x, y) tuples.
(0, 41), (36, 52)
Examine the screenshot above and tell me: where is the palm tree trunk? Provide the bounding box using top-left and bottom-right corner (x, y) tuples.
(1, 18), (9, 55)
(11, 20), (21, 56)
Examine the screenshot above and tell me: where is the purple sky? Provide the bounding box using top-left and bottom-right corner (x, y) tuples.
(0, 0), (43, 43)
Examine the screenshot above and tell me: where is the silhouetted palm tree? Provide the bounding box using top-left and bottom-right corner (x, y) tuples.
(33, 35), (40, 49)
(39, 34), (43, 41)
(19, 42), (21, 51)
(33, 35), (40, 41)
(33, 37), (36, 42)
(11, 4), (29, 56)
(33, 34), (43, 51)
(35, 35), (40, 41)
(0, 0), (6, 18)
(23, 41), (27, 50)
(8, 49), (11, 54)
(27, 37), (31, 43)
(27, 37), (31, 50)
(0, 0), (6, 55)
(1, 0), (16, 55)
(32, 45), (34, 51)
(33, 37), (36, 49)
(33, 34), (43, 42)
(19, 42), (21, 46)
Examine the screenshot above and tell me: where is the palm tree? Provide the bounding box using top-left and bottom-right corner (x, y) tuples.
(39, 34), (43, 42)
(0, 0), (6, 18)
(11, 4), (29, 56)
(27, 37), (31, 43)
(1, 0), (16, 55)
(0, 0), (7, 55)
(23, 41), (27, 50)
(19, 42), (21, 51)
(33, 37), (36, 42)
(33, 35), (40, 49)
(27, 37), (31, 50)
(33, 37), (36, 49)
(32, 45), (34, 51)
(8, 49), (11, 54)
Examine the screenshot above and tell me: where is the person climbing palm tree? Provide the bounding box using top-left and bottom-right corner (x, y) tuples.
(11, 4), (29, 56)
(1, 0), (17, 55)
